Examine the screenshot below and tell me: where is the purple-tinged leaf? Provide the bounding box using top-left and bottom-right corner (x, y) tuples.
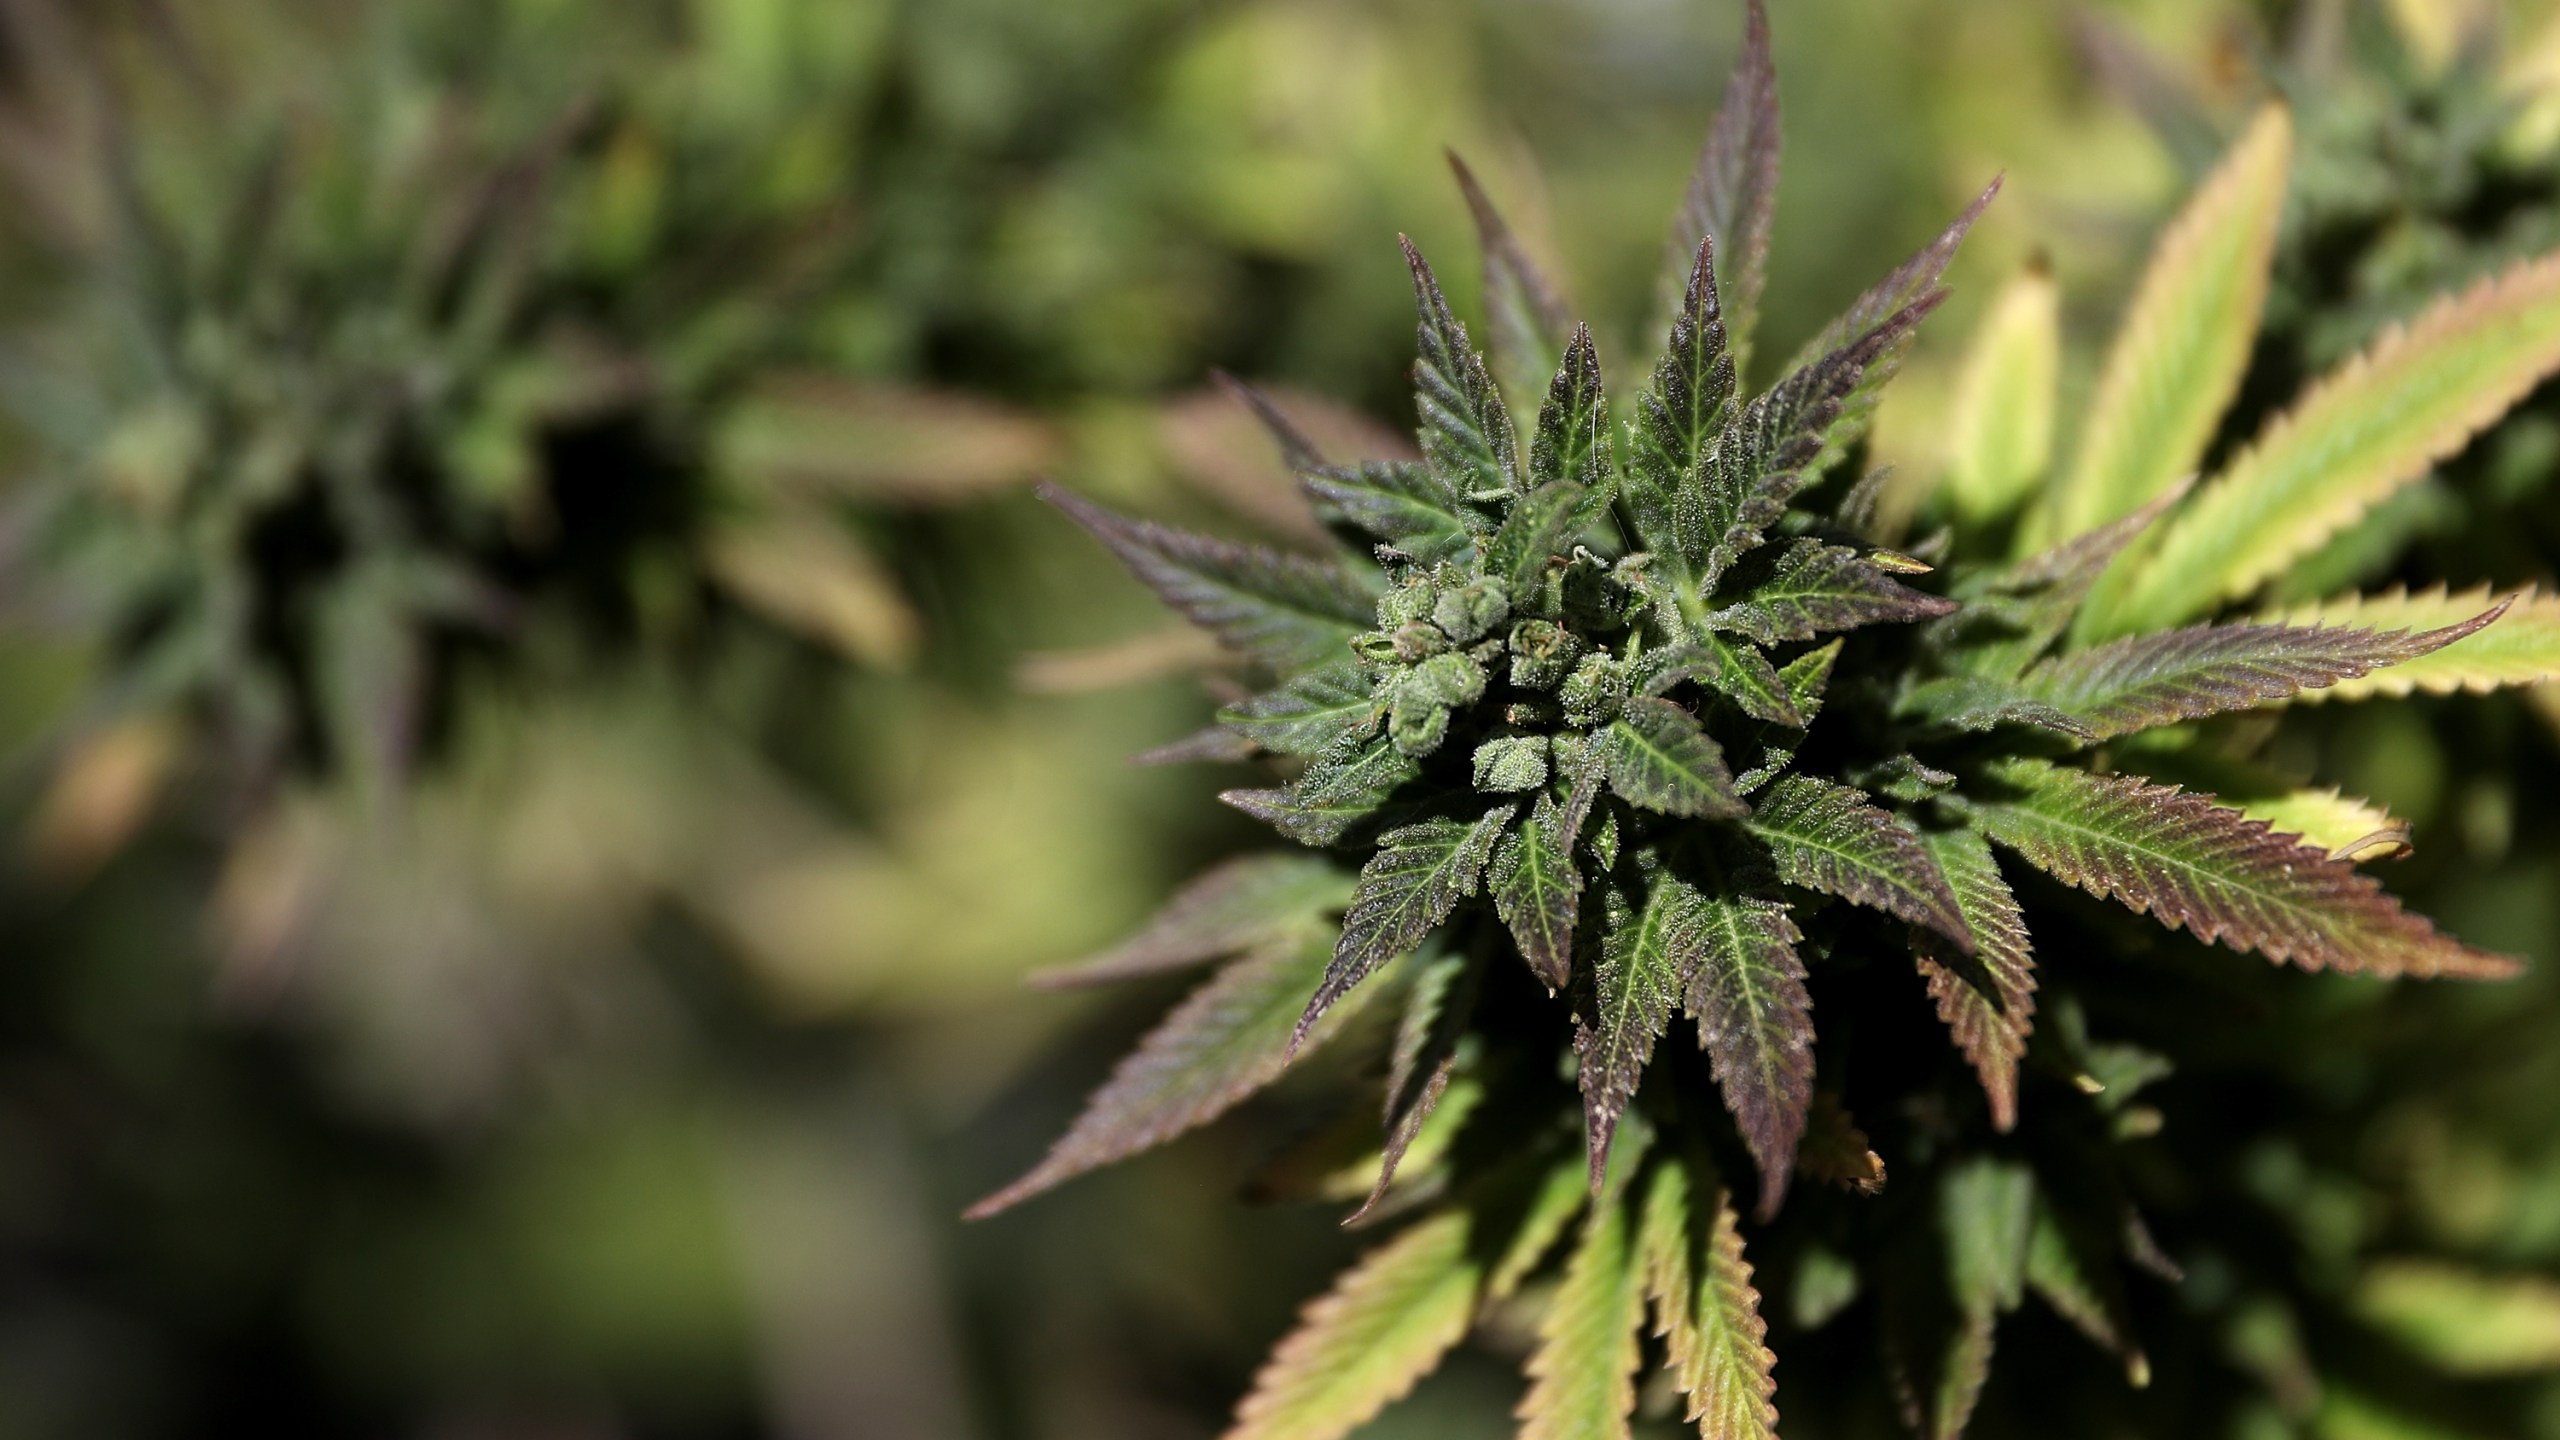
(1683, 848), (1815, 1219)
(1302, 460), (1480, 566)
(1969, 758), (2520, 979)
(1605, 697), (1747, 819)
(1894, 676), (2098, 742)
(968, 929), (1367, 1218)
(1223, 736), (1419, 846)
(1627, 236), (1738, 576)
(1213, 369), (1328, 473)
(1042, 482), (1376, 670)
(1033, 854), (1350, 989)
(1492, 797), (1583, 991)
(1945, 481), (2194, 681)
(1914, 830), (2037, 1132)
(1531, 323), (1614, 495)
(1709, 539), (1956, 645)
(1134, 725), (1261, 766)
(1698, 293), (1948, 589)
(1219, 661), (1387, 758)
(1642, 633), (1803, 728)
(2019, 608), (2505, 741)
(1638, 1161), (1781, 1438)
(1746, 775), (1973, 951)
(1403, 237), (1521, 498)
(1227, 1210), (1481, 1440)
(1354, 952), (1476, 1223)
(1576, 876), (1713, 1189)
(1298, 806), (1514, 1048)
(1449, 150), (1574, 415)
(1661, 0), (1780, 370)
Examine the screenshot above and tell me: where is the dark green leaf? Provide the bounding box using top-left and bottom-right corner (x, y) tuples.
(1531, 323), (1613, 495)
(1746, 775), (1971, 948)
(1642, 633), (1804, 727)
(1604, 697), (1746, 818)
(1575, 875), (1711, 1187)
(1224, 736), (1420, 845)
(1493, 797), (1583, 991)
(1299, 806), (1514, 1046)
(1488, 480), (1591, 597)
(1033, 854), (1350, 988)
(1403, 237), (1520, 498)
(1628, 236), (1737, 576)
(1302, 460), (1480, 565)
(1709, 539), (1956, 644)
(1221, 662), (1387, 757)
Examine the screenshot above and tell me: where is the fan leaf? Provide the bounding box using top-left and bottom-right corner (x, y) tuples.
(1044, 483), (1377, 670)
(1967, 758), (2518, 979)
(1643, 633), (1804, 728)
(1944, 260), (2060, 524)
(1531, 322), (1614, 494)
(1661, 0), (1780, 370)
(1639, 1160), (1781, 1437)
(1517, 1197), (1647, 1440)
(1709, 539), (1957, 645)
(2260, 585), (2560, 702)
(1225, 736), (1421, 846)
(1605, 697), (1747, 818)
(1746, 775), (1972, 950)
(1227, 1211), (1482, 1440)
(969, 930), (1367, 1218)
(1299, 806), (1514, 1046)
(1404, 237), (1521, 499)
(1914, 829), (2037, 1132)
(2111, 251), (2560, 632)
(1627, 236), (1738, 577)
(1357, 952), (1476, 1221)
(1303, 461), (1480, 566)
(1575, 875), (1712, 1188)
(1684, 848), (1816, 1218)
(1451, 150), (1574, 417)
(1493, 797), (1584, 991)
(1220, 662), (1386, 758)
(1033, 855), (1350, 988)
(2039, 105), (2289, 545)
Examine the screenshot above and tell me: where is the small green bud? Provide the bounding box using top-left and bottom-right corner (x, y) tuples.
(1507, 619), (1583, 690)
(1504, 697), (1561, 728)
(1560, 653), (1626, 727)
(1433, 577), (1511, 644)
(1378, 578), (1437, 629)
(1403, 650), (1487, 708)
(1472, 734), (1551, 792)
(1588, 805), (1621, 871)
(1390, 620), (1448, 663)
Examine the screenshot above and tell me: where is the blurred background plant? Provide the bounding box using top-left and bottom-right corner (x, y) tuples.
(0, 0), (2555, 1437)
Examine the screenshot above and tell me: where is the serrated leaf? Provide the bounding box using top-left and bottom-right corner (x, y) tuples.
(1660, 0), (1779, 370)
(1357, 952), (1475, 1222)
(1033, 854), (1350, 988)
(1915, 829), (2036, 1132)
(1697, 293), (1948, 589)
(1575, 875), (1711, 1187)
(1929, 1307), (1998, 1440)
(1303, 460), (1479, 565)
(1299, 807), (1513, 1046)
(1451, 150), (1574, 417)
(1531, 323), (1613, 497)
(2040, 105), (2289, 546)
(1643, 633), (1803, 727)
(1227, 1210), (1481, 1440)
(1944, 260), (2060, 524)
(1605, 697), (1746, 818)
(1491, 1160), (1593, 1304)
(1782, 180), (1999, 476)
(1731, 641), (1841, 793)
(1213, 370), (1329, 473)
(1709, 539), (1956, 644)
(1220, 662), (1387, 757)
(1893, 676), (2097, 741)
(1489, 480), (1592, 597)
(1638, 1161), (1781, 1438)
(1747, 775), (1972, 949)
(1942, 1158), (2035, 1315)
(1967, 758), (2518, 979)
(1404, 237), (1521, 498)
(1627, 237), (1738, 576)
(1684, 848), (1815, 1219)
(1044, 483), (1376, 670)
(1224, 736), (1422, 846)
(2261, 585), (2560, 701)
(1517, 1197), (1646, 1440)
(1493, 798), (1583, 991)
(969, 930), (1366, 1218)
(2025, 1205), (2147, 1385)
(1959, 483), (2193, 678)
(2019, 612), (2499, 741)
(2111, 251), (2560, 631)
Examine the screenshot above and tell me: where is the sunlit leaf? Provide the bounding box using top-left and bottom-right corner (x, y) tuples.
(2260, 585), (2560, 701)
(1227, 1211), (1481, 1440)
(1638, 1160), (1781, 1438)
(1915, 829), (2036, 1132)
(1944, 260), (2059, 524)
(1517, 1196), (1645, 1440)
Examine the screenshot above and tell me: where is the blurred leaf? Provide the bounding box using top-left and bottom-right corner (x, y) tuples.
(1228, 1211), (1481, 1440)
(2352, 1262), (2560, 1376)
(2260, 585), (2560, 702)
(1942, 260), (2058, 525)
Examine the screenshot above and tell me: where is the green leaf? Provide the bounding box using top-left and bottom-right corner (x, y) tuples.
(1684, 848), (1815, 1218)
(1357, 952), (1476, 1222)
(1224, 736), (1420, 846)
(1942, 1158), (2035, 1315)
(1450, 150), (1573, 417)
(2352, 1262), (2560, 1376)
(1746, 775), (1972, 949)
(1575, 875), (1711, 1187)
(1604, 697), (1747, 818)
(1915, 829), (2037, 1132)
(1928, 1307), (1998, 1440)
(1489, 480), (1592, 597)
(2110, 250), (2560, 631)
(1491, 1160), (1593, 1304)
(1967, 758), (2518, 979)
(1302, 460), (1480, 566)
(1221, 662), (1386, 758)
(2260, 585), (2560, 702)
(2025, 1204), (2148, 1386)
(1404, 236), (1521, 498)
(2237, 786), (2408, 863)
(1518, 1196), (1646, 1440)
(1626, 237), (1738, 577)
(1043, 483), (1376, 670)
(1228, 1210), (1481, 1440)
(1530, 322), (1614, 496)
(1660, 0), (1779, 370)
(1893, 675), (2096, 742)
(2037, 105), (2289, 546)
(1944, 260), (2060, 524)
(968, 930), (1366, 1217)
(1638, 1161), (1781, 1438)
(1300, 806), (1514, 1046)
(1953, 483), (2192, 679)
(1033, 854), (1350, 988)
(1708, 539), (1956, 644)
(1643, 633), (1804, 728)
(1493, 798), (1583, 991)
(2018, 611), (2500, 741)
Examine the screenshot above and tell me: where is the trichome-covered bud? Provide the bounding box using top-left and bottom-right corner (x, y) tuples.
(1389, 650), (1487, 757)
(1378, 576), (1438, 629)
(1507, 619), (1583, 690)
(1390, 621), (1449, 663)
(1471, 734), (1551, 792)
(1433, 577), (1512, 644)
(1559, 652), (1628, 728)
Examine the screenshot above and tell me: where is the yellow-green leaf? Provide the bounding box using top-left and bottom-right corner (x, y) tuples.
(1227, 1211), (1481, 1440)
(2238, 787), (2408, 863)
(1518, 1199), (1646, 1440)
(2109, 251), (2560, 631)
(1945, 260), (2059, 526)
(2353, 1261), (2560, 1376)
(2260, 585), (2560, 702)
(1638, 1161), (1780, 1440)
(2038, 105), (2289, 547)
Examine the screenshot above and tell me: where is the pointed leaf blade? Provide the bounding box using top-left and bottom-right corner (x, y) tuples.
(1944, 260), (2061, 524)
(1530, 322), (1613, 494)
(1227, 1211), (1482, 1440)
(1517, 1197), (1645, 1440)
(1709, 539), (1957, 644)
(1302, 461), (1479, 565)
(1685, 850), (1816, 1218)
(1033, 855), (1351, 988)
(1604, 697), (1746, 818)
(1451, 151), (1574, 416)
(1300, 807), (1513, 1045)
(1404, 237), (1521, 498)
(1915, 830), (2037, 1132)
(1746, 775), (1972, 949)
(1220, 661), (1387, 758)
(1575, 875), (1711, 1187)
(1661, 0), (1780, 369)
(1357, 952), (1476, 1221)
(1627, 237), (1737, 575)
(1639, 1161), (1781, 1438)
(2260, 585), (2560, 702)
(1493, 798), (1583, 990)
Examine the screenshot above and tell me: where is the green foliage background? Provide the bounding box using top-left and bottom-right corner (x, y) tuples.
(0, 0), (2555, 1437)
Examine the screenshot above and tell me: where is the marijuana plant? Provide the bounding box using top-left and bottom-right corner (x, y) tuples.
(978, 4), (2560, 1435)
